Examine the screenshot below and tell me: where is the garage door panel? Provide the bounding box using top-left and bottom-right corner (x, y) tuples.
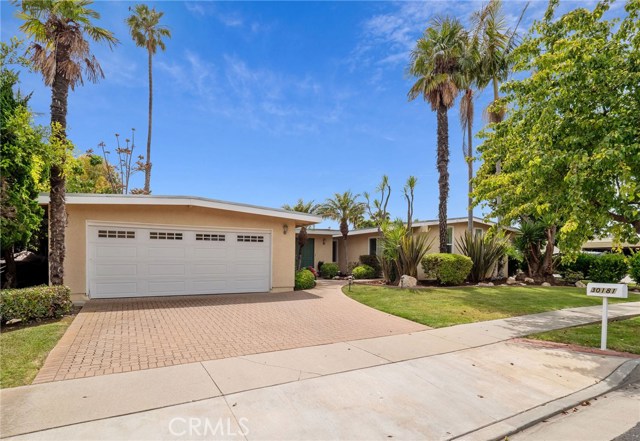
(148, 280), (187, 294)
(94, 282), (139, 296)
(192, 263), (227, 275)
(148, 247), (186, 258)
(148, 264), (186, 276)
(95, 264), (137, 277)
(88, 225), (271, 298)
(96, 245), (137, 258)
(192, 247), (228, 259)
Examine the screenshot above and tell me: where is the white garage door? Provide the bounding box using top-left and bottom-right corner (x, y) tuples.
(87, 225), (271, 298)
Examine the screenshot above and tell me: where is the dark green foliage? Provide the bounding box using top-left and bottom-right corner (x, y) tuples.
(456, 231), (508, 283)
(562, 270), (585, 285)
(319, 262), (339, 279)
(352, 265), (375, 279)
(1, 285), (72, 324)
(421, 254), (473, 285)
(559, 253), (599, 277)
(589, 254), (628, 283)
(317, 261), (325, 271)
(359, 255), (381, 277)
(294, 269), (316, 290)
(629, 253), (640, 285)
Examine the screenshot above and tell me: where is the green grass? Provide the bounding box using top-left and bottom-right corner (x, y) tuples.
(0, 316), (73, 389)
(344, 285), (639, 328)
(529, 317), (640, 354)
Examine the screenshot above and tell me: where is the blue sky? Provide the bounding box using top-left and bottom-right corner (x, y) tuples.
(0, 0), (612, 228)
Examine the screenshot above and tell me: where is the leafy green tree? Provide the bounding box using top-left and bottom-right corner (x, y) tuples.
(126, 4), (171, 194)
(66, 154), (117, 194)
(0, 67), (47, 288)
(319, 192), (365, 273)
(408, 17), (467, 253)
(282, 199), (320, 270)
(474, 0), (640, 253)
(18, 0), (117, 285)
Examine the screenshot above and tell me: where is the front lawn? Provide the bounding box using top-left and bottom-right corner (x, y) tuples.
(528, 317), (640, 354)
(344, 285), (639, 328)
(0, 316), (73, 388)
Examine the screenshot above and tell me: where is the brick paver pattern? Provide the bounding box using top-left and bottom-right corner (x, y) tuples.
(34, 282), (426, 383)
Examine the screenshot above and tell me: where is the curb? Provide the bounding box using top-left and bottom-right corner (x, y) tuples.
(452, 358), (640, 441)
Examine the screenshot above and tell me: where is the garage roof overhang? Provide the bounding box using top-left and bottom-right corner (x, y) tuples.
(37, 193), (322, 226)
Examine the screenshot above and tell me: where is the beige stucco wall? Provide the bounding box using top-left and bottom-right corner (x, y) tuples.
(338, 221), (496, 279)
(306, 234), (333, 267)
(63, 204), (296, 295)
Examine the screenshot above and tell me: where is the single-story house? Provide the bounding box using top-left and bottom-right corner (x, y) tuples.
(301, 217), (509, 279)
(581, 237), (640, 254)
(38, 194), (321, 298)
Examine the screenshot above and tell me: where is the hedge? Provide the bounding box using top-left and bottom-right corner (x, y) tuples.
(589, 253), (628, 283)
(421, 254), (473, 285)
(295, 269), (316, 290)
(320, 262), (339, 279)
(630, 253), (640, 284)
(1, 285), (72, 324)
(352, 264), (376, 279)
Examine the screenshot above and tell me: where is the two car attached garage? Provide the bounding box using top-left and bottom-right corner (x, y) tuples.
(40, 194), (320, 299)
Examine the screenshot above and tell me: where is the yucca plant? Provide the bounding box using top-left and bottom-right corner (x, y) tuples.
(379, 221), (406, 283)
(456, 230), (507, 283)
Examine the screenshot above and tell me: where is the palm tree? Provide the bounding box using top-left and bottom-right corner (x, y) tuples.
(408, 17), (467, 253)
(18, 0), (117, 285)
(126, 4), (170, 194)
(282, 199), (319, 270)
(319, 191), (365, 274)
(458, 33), (482, 233)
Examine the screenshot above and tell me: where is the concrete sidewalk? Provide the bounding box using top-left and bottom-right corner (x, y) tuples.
(2, 300), (638, 440)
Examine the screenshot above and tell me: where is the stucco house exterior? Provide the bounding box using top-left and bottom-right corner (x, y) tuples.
(38, 194), (321, 298)
(300, 218), (506, 279)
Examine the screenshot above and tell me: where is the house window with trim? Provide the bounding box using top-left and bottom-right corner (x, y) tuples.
(447, 227), (454, 253)
(475, 228), (483, 238)
(369, 238), (378, 256)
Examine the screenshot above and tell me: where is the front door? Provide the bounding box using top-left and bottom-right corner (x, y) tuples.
(297, 238), (315, 269)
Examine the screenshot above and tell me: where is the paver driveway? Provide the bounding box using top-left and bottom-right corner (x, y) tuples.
(34, 281), (426, 383)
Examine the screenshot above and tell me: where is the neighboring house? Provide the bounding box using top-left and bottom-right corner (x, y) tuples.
(581, 237), (640, 254)
(38, 194), (320, 299)
(297, 217), (507, 279)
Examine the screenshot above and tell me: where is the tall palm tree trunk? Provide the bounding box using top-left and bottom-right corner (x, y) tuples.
(436, 103), (450, 253)
(143, 47), (153, 194)
(467, 118), (473, 233)
(49, 44), (71, 286)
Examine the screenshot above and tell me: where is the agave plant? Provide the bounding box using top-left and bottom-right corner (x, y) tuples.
(456, 230), (507, 283)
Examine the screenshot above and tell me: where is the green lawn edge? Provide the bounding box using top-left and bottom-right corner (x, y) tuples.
(343, 284), (639, 328)
(0, 316), (74, 389)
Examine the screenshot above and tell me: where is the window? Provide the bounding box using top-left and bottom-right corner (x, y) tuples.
(98, 230), (135, 239)
(332, 240), (338, 262)
(475, 228), (483, 238)
(447, 227), (453, 253)
(369, 238), (377, 256)
(196, 233), (225, 241)
(237, 235), (264, 243)
(149, 231), (183, 240)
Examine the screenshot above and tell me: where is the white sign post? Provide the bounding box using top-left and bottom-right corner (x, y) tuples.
(586, 283), (628, 350)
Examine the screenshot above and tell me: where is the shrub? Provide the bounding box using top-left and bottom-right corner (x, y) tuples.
(359, 255), (381, 277)
(320, 262), (339, 279)
(317, 261), (325, 272)
(456, 231), (508, 283)
(352, 264), (375, 279)
(629, 253), (640, 284)
(421, 254), (473, 285)
(295, 269), (316, 290)
(589, 253), (628, 283)
(0, 285), (72, 324)
(559, 253), (599, 277)
(562, 270), (585, 285)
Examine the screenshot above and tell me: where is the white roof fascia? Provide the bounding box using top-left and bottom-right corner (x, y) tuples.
(37, 193), (322, 224)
